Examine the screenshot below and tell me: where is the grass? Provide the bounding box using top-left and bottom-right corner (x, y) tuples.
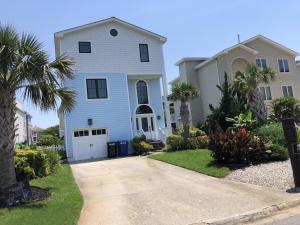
(0, 164), (83, 225)
(149, 149), (230, 178)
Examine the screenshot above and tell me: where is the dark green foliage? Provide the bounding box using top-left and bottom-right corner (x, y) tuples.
(271, 97), (300, 124)
(206, 73), (248, 132)
(256, 123), (286, 146)
(41, 125), (60, 137)
(14, 149), (61, 181)
(131, 135), (153, 155)
(269, 144), (289, 161)
(37, 134), (62, 146)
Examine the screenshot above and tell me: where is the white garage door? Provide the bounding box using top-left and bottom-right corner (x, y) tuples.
(72, 128), (108, 161)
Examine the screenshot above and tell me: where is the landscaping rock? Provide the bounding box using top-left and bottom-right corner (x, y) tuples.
(226, 160), (294, 190)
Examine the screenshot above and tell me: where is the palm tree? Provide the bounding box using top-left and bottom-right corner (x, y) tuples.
(0, 25), (75, 197)
(233, 63), (276, 122)
(169, 82), (199, 139)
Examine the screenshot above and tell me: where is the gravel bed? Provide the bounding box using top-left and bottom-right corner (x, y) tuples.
(226, 160), (294, 190)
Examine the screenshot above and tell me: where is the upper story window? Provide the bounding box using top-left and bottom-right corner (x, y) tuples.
(278, 58), (290, 73)
(256, 58), (267, 70)
(136, 80), (149, 104)
(282, 85), (293, 97)
(79, 42), (91, 53)
(139, 44), (149, 62)
(259, 86), (272, 100)
(86, 79), (108, 99)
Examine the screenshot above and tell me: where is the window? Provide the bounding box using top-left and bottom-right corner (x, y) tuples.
(256, 58), (267, 70)
(282, 85), (293, 97)
(136, 80), (148, 104)
(259, 86), (272, 100)
(136, 105), (153, 114)
(86, 79), (108, 99)
(92, 129), (106, 135)
(110, 29), (118, 37)
(74, 130), (89, 137)
(278, 58), (290, 72)
(139, 44), (149, 62)
(78, 42), (91, 53)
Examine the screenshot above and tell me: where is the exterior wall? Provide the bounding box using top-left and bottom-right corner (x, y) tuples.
(64, 73), (132, 159)
(59, 22), (165, 75)
(15, 109), (32, 144)
(127, 78), (165, 131)
(197, 60), (221, 120)
(297, 65), (300, 83)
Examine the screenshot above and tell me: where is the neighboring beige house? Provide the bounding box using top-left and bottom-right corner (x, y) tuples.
(170, 35), (300, 128)
(31, 126), (44, 144)
(15, 101), (32, 144)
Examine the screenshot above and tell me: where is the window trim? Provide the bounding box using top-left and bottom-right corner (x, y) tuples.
(259, 85), (272, 101)
(135, 79), (150, 105)
(277, 57), (290, 73)
(85, 77), (109, 101)
(255, 57), (268, 71)
(139, 44), (149, 62)
(281, 83), (294, 97)
(78, 41), (91, 53)
(73, 129), (90, 138)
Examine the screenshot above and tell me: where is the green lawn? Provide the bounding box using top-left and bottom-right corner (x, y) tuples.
(0, 164), (83, 225)
(149, 149), (230, 178)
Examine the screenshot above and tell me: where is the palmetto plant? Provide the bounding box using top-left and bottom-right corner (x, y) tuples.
(169, 82), (199, 139)
(233, 63), (276, 122)
(0, 25), (75, 195)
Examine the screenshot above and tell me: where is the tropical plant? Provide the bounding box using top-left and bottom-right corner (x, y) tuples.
(41, 125), (60, 137)
(168, 82), (199, 139)
(256, 122), (286, 146)
(271, 96), (300, 124)
(233, 63), (276, 122)
(206, 73), (248, 132)
(0, 25), (75, 200)
(226, 111), (256, 130)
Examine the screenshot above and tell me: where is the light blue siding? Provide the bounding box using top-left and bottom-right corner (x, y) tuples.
(127, 78), (165, 130)
(64, 73), (132, 158)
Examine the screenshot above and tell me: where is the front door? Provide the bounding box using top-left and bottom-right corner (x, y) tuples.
(136, 115), (156, 140)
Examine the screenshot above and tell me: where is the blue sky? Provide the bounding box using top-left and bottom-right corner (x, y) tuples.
(1, 0), (300, 128)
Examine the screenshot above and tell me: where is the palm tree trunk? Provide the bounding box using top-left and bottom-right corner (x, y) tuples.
(180, 101), (190, 139)
(249, 88), (268, 122)
(0, 90), (17, 190)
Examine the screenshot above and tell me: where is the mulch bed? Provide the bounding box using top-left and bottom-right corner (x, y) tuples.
(24, 186), (51, 203)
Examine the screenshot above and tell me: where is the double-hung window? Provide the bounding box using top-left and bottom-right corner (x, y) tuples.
(256, 58), (267, 70)
(139, 44), (149, 62)
(86, 79), (108, 99)
(278, 58), (290, 73)
(259, 86), (272, 100)
(282, 85), (293, 97)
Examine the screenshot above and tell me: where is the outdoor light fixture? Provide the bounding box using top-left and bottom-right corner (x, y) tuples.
(157, 115), (161, 120)
(87, 118), (93, 126)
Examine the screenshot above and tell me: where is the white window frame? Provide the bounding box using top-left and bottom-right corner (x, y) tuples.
(135, 79), (150, 105)
(277, 58), (290, 73)
(256, 58), (268, 71)
(259, 86), (272, 101)
(281, 84), (294, 97)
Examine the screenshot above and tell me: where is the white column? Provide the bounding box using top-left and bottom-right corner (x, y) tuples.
(162, 74), (171, 134)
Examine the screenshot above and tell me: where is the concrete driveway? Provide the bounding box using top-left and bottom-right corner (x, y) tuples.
(71, 156), (298, 225)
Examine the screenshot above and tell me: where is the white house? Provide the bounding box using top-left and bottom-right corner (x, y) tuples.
(55, 17), (171, 161)
(15, 101), (32, 144)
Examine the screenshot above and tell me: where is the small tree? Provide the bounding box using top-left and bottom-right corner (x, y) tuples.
(233, 64), (276, 122)
(271, 97), (300, 124)
(169, 82), (199, 139)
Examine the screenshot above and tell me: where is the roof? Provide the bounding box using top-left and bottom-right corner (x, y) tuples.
(175, 57), (209, 66)
(195, 35), (299, 70)
(55, 17), (167, 42)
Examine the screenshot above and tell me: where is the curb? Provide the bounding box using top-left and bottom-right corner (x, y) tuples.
(192, 198), (300, 225)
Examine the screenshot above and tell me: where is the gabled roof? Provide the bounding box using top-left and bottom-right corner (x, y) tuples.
(195, 35), (299, 70)
(175, 57), (209, 66)
(54, 17), (167, 42)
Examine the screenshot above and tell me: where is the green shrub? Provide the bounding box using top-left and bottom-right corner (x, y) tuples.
(132, 141), (153, 155)
(166, 134), (209, 151)
(37, 134), (61, 146)
(166, 135), (185, 151)
(132, 135), (146, 143)
(256, 123), (286, 146)
(269, 144), (289, 161)
(178, 127), (206, 137)
(271, 97), (300, 124)
(14, 149), (61, 181)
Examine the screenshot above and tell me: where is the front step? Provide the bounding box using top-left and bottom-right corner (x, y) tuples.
(148, 140), (165, 150)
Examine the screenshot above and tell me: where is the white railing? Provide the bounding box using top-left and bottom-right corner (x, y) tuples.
(134, 130), (146, 138)
(158, 127), (167, 144)
(37, 145), (65, 152)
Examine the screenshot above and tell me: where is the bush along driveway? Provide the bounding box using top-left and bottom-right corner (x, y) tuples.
(149, 149), (230, 178)
(0, 164), (83, 225)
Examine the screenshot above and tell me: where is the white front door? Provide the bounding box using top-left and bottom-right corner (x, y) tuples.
(136, 114), (156, 140)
